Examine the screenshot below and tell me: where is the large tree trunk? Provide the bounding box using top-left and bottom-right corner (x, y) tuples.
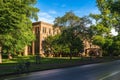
(0, 47), (2, 63)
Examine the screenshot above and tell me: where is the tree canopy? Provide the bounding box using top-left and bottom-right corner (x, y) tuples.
(43, 12), (85, 59)
(0, 0), (39, 63)
(89, 0), (120, 56)
(96, 0), (120, 33)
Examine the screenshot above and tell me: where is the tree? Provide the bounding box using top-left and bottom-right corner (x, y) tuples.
(53, 11), (89, 59)
(54, 11), (80, 28)
(96, 0), (120, 33)
(102, 37), (113, 56)
(0, 0), (39, 63)
(90, 0), (120, 57)
(43, 27), (84, 59)
(110, 0), (120, 33)
(92, 35), (105, 57)
(110, 34), (120, 56)
(42, 34), (60, 56)
(61, 27), (84, 59)
(42, 34), (70, 57)
(110, 0), (120, 14)
(54, 12), (92, 39)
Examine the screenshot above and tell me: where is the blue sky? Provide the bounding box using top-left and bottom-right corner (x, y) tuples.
(34, 0), (118, 35)
(35, 0), (100, 23)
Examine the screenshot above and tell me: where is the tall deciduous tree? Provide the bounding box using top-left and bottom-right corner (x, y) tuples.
(96, 0), (120, 33)
(110, 0), (120, 33)
(92, 35), (106, 57)
(54, 12), (92, 38)
(61, 27), (84, 59)
(43, 29), (84, 59)
(89, 0), (120, 56)
(53, 11), (88, 59)
(0, 0), (39, 63)
(54, 11), (80, 28)
(110, 34), (120, 56)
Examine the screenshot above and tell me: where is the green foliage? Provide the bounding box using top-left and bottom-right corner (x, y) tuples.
(53, 11), (92, 59)
(102, 37), (113, 56)
(111, 0), (120, 15)
(89, 14), (101, 23)
(110, 34), (120, 56)
(92, 35), (105, 48)
(43, 27), (84, 57)
(90, 0), (120, 56)
(54, 11), (80, 28)
(90, 24), (110, 36)
(110, 0), (120, 32)
(96, 0), (120, 32)
(61, 27), (84, 54)
(0, 0), (39, 56)
(42, 34), (61, 54)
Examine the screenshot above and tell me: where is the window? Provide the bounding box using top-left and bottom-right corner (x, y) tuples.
(42, 27), (46, 33)
(35, 27), (39, 34)
(49, 28), (51, 34)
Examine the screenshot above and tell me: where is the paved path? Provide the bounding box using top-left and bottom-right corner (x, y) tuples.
(3, 60), (120, 80)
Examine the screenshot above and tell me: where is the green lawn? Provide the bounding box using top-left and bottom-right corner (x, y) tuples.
(0, 56), (82, 76)
(0, 56), (120, 77)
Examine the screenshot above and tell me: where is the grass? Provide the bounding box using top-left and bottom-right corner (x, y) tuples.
(0, 56), (120, 78)
(2, 56), (82, 64)
(0, 56), (82, 76)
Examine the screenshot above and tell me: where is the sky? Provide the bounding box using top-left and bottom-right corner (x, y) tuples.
(34, 0), (118, 35)
(34, 0), (100, 24)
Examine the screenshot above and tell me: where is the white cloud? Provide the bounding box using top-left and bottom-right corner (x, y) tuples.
(38, 12), (52, 18)
(49, 10), (57, 14)
(37, 12), (54, 24)
(38, 17), (54, 24)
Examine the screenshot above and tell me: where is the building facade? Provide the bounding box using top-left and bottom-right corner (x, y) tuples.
(24, 21), (101, 57)
(83, 39), (101, 57)
(25, 21), (60, 56)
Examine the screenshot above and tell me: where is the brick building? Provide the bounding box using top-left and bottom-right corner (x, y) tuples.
(24, 21), (60, 56)
(24, 21), (101, 57)
(83, 39), (101, 57)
